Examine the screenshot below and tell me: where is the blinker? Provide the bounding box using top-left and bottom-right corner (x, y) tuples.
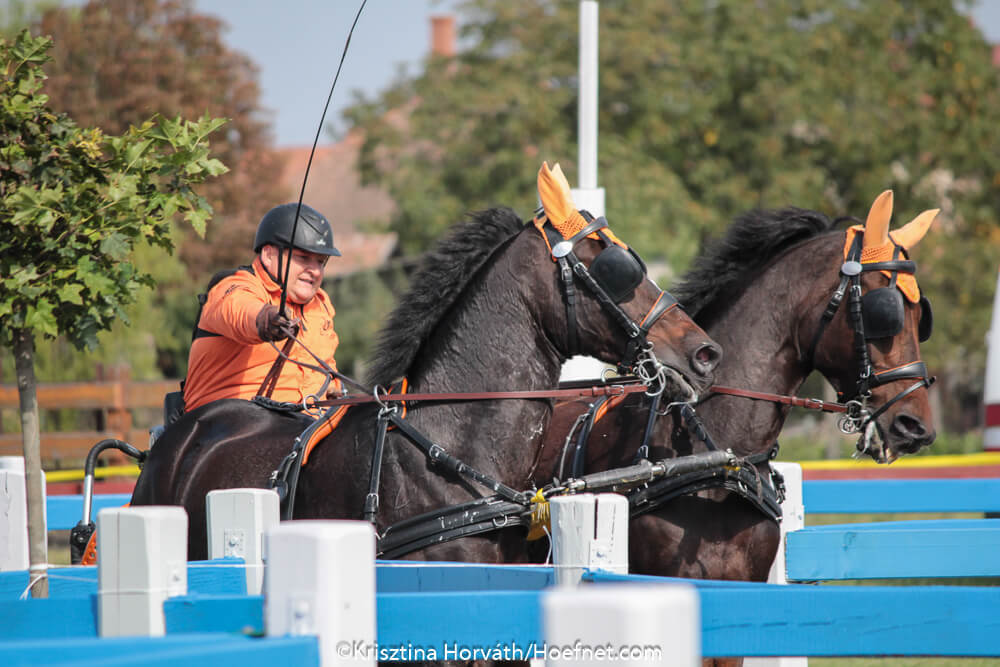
(861, 288), (933, 342)
(589, 245), (647, 303)
(918, 295), (933, 342)
(861, 287), (904, 339)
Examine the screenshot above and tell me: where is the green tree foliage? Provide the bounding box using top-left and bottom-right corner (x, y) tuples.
(1, 29), (226, 595)
(34, 0), (286, 275)
(347, 0), (1000, 430)
(1, 30), (228, 353)
(0, 0), (288, 382)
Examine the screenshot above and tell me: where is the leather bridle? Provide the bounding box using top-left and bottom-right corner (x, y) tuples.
(806, 234), (934, 453)
(537, 214), (680, 396)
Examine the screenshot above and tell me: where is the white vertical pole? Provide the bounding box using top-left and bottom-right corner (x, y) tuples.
(206, 488), (279, 595)
(550, 493), (628, 586)
(543, 583), (700, 666)
(562, 0), (606, 383)
(578, 0), (598, 190)
(571, 0), (606, 218)
(265, 521), (376, 666)
(745, 462), (807, 667)
(985, 269), (1000, 451)
(97, 506), (188, 637)
(0, 457), (29, 571)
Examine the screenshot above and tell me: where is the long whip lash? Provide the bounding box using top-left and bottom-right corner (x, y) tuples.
(279, 0), (369, 315)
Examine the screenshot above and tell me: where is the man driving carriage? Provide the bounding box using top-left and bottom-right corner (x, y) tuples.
(182, 203), (342, 412)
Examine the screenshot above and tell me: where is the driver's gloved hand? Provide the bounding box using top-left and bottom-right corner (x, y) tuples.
(255, 304), (300, 342)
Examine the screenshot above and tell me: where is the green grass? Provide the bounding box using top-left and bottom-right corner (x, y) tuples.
(774, 428), (986, 463)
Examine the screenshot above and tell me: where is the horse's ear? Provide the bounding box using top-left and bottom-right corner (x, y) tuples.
(891, 208), (939, 250)
(863, 190), (893, 249)
(538, 161), (576, 226)
(550, 163), (573, 199)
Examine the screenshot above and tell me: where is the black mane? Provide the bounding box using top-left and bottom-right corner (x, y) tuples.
(673, 207), (837, 321)
(365, 207), (525, 386)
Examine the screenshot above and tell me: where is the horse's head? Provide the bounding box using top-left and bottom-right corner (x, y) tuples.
(529, 162), (720, 399)
(810, 190), (937, 463)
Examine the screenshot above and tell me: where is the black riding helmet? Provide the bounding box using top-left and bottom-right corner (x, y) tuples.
(253, 203), (341, 257)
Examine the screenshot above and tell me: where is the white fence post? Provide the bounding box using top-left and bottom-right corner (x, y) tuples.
(206, 488), (279, 594)
(745, 462), (807, 667)
(550, 493), (629, 586)
(765, 462), (804, 586)
(265, 521), (376, 666)
(0, 456), (45, 573)
(97, 506), (188, 637)
(543, 583), (700, 666)
(0, 457), (29, 571)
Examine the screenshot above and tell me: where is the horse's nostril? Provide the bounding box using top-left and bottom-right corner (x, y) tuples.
(693, 342), (722, 374)
(891, 413), (927, 439)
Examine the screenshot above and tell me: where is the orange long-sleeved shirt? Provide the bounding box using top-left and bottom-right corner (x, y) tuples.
(183, 257), (338, 412)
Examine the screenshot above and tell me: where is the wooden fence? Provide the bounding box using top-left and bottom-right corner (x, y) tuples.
(0, 374), (178, 463)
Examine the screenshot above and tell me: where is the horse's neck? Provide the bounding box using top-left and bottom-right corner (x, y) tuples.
(698, 239), (834, 452)
(395, 249), (562, 488)
(409, 277), (562, 393)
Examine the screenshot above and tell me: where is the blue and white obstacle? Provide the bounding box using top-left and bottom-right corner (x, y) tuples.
(3, 459), (1000, 664)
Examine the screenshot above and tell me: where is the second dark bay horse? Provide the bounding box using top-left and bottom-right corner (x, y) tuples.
(132, 203), (721, 560)
(539, 192), (938, 583)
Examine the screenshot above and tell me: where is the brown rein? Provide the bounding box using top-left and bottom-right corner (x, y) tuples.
(312, 382), (651, 408)
(706, 385), (847, 413)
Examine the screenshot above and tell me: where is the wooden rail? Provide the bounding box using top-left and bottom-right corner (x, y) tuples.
(0, 378), (178, 462)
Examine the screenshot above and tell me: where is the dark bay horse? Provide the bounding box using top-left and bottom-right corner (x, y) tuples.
(131, 205), (721, 560)
(539, 196), (937, 584)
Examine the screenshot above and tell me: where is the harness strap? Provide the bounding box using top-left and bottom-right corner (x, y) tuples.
(806, 258), (853, 363)
(258, 337), (295, 398)
(869, 360), (930, 387)
(674, 402), (719, 452)
(559, 257), (579, 356)
(377, 496), (530, 559)
(364, 410), (392, 524)
(542, 219), (605, 356)
(271, 403), (342, 520)
(629, 462), (784, 523)
(569, 395), (609, 478)
(864, 374), (936, 425)
(387, 412), (527, 505)
(635, 391), (662, 462)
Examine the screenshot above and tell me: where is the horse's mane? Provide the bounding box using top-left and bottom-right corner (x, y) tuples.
(673, 207), (837, 320)
(365, 207), (525, 386)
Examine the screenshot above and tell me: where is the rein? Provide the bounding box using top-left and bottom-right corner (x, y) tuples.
(312, 383), (649, 409)
(706, 385), (848, 413)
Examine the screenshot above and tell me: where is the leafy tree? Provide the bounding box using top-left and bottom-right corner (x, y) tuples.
(0, 0), (289, 379)
(348, 0), (1000, 432)
(34, 0), (287, 273)
(1, 30), (226, 595)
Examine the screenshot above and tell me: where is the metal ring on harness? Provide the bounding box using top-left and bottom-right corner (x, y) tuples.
(302, 393), (322, 417)
(634, 344), (668, 397)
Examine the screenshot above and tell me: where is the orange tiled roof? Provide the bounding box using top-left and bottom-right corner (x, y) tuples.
(276, 131), (397, 278)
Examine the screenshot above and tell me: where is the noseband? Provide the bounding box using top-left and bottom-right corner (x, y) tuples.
(537, 214), (679, 395)
(807, 234), (934, 452)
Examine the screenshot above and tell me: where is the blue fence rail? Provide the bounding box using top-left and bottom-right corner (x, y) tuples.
(3, 562), (1000, 660)
(12, 473), (997, 662)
